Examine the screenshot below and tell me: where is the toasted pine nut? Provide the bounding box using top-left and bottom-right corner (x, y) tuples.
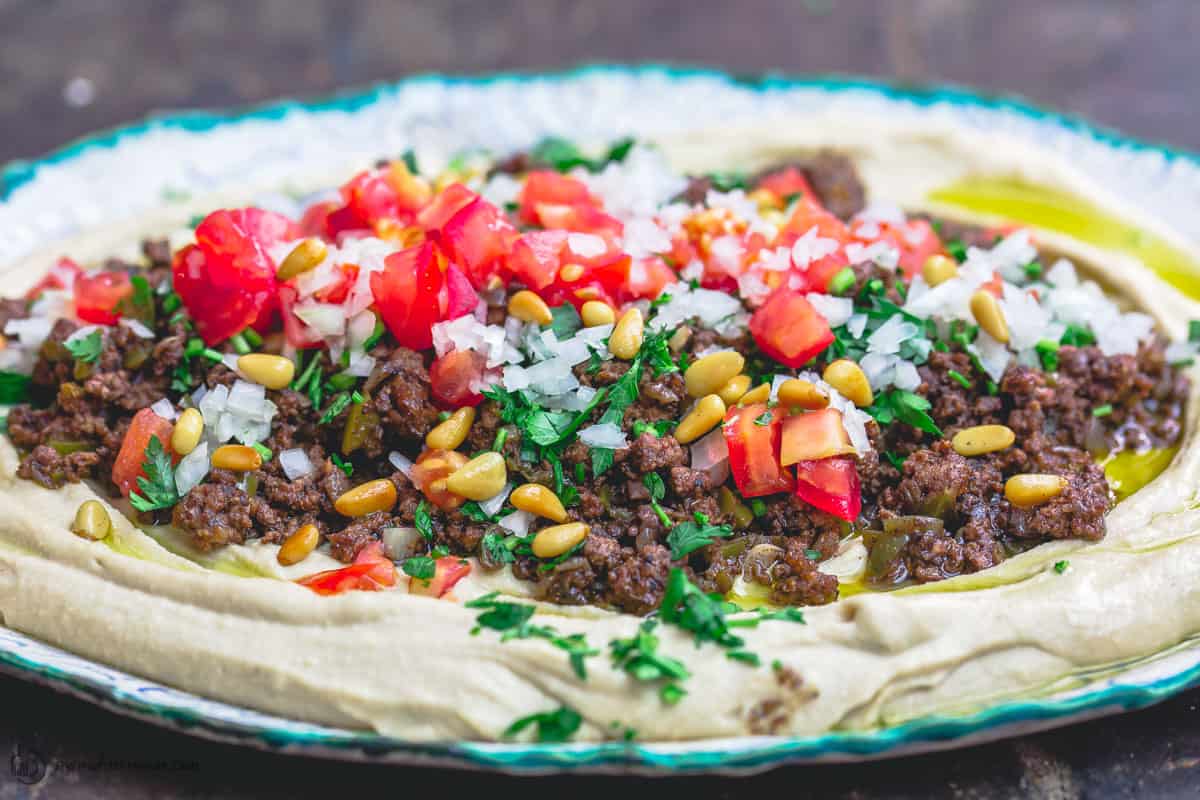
(668, 326), (692, 353)
(609, 308), (644, 360)
(1004, 474), (1068, 508)
(334, 478), (398, 517)
(970, 290), (1010, 344)
(426, 407), (475, 451)
(212, 444), (263, 472)
(777, 378), (829, 410)
(277, 523), (320, 566)
(716, 374), (752, 406)
(951, 424), (1016, 456)
(237, 353), (295, 390)
(675, 394), (727, 444)
(444, 451), (507, 501)
(72, 499), (111, 540)
(922, 254), (958, 287)
(531, 522), (589, 558)
(507, 290), (554, 326)
(559, 263), (585, 282)
(823, 359), (874, 408)
(276, 238), (328, 281)
(580, 300), (616, 328)
(171, 408), (204, 456)
(737, 382), (771, 406)
(510, 483), (568, 523)
(684, 351), (746, 398)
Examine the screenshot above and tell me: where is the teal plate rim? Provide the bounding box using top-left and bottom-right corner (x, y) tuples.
(3, 64), (1200, 774)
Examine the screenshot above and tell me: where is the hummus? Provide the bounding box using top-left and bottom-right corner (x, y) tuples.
(1, 117), (1199, 742)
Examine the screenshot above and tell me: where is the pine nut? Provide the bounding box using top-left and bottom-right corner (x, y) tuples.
(171, 408), (204, 456)
(425, 407), (475, 451)
(531, 522), (590, 558)
(609, 308), (645, 360)
(335, 478), (398, 517)
(507, 290), (554, 326)
(559, 263), (585, 282)
(237, 353), (296, 390)
(685, 351), (746, 398)
(922, 254), (958, 287)
(1005, 474), (1068, 508)
(777, 378), (829, 410)
(276, 238), (328, 281)
(580, 300), (616, 328)
(823, 359), (874, 408)
(951, 424), (1016, 456)
(716, 374), (752, 406)
(510, 483), (568, 523)
(277, 523), (320, 566)
(71, 499), (111, 540)
(675, 394), (727, 444)
(668, 326), (692, 353)
(970, 290), (1010, 344)
(444, 451), (507, 501)
(212, 444), (263, 472)
(737, 382), (771, 406)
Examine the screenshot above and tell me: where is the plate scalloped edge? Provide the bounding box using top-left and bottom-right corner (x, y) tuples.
(3, 65), (1200, 774)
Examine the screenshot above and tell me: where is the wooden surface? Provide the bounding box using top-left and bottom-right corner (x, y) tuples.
(2, 1), (1200, 797)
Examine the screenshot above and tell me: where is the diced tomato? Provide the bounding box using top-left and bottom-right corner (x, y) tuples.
(311, 263), (360, 305)
(324, 204), (371, 238)
(782, 194), (849, 241)
(298, 200), (340, 239)
(369, 241), (445, 350)
(534, 203), (624, 237)
(518, 171), (595, 226)
(408, 556), (472, 598)
(852, 218), (944, 278)
(780, 409), (855, 466)
(337, 162), (430, 229)
(172, 208), (297, 344)
(112, 408), (174, 497)
(277, 285), (323, 349)
(723, 403), (795, 498)
(410, 449), (468, 511)
(429, 349), (486, 408)
(793, 456), (861, 522)
(749, 289), (835, 368)
(755, 166), (815, 203)
(436, 197), (518, 288)
(508, 230), (569, 291)
(442, 264), (480, 320)
(296, 542), (397, 596)
(26, 257), (84, 301)
(624, 256), (678, 302)
(74, 270), (133, 325)
(416, 183), (477, 232)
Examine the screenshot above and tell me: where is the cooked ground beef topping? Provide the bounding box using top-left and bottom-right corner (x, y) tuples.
(1, 145), (1189, 615)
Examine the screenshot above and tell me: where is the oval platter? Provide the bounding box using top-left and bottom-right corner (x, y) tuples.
(2, 66), (1200, 774)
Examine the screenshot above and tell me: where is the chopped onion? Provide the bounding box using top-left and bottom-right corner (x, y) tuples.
(499, 509), (534, 537)
(174, 441), (210, 496)
(579, 422), (629, 449)
(690, 427), (729, 471)
(279, 448), (316, 481)
(119, 318), (155, 338)
(293, 301), (345, 338)
(805, 293), (853, 328)
(345, 352), (376, 377)
(480, 482), (513, 516)
(5, 317), (54, 351)
(381, 527), (421, 560)
(150, 398), (176, 420)
(388, 451), (414, 477)
(226, 380), (268, 419)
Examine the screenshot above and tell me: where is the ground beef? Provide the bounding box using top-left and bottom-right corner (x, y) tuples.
(769, 539), (839, 606)
(607, 544), (672, 615)
(367, 346), (440, 443)
(326, 512), (396, 562)
(16, 444), (100, 489)
(627, 432), (685, 473)
(172, 483), (258, 550)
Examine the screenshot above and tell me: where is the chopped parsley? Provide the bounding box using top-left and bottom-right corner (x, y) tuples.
(609, 620), (691, 705)
(481, 531), (517, 564)
(460, 500), (503, 523)
(414, 500), (434, 541)
(945, 239), (967, 263)
(591, 327), (677, 476)
(548, 303), (582, 340)
(1060, 323), (1096, 347)
(402, 556), (436, 581)
(65, 330), (104, 363)
(0, 371), (32, 404)
(632, 419), (675, 438)
(658, 568), (752, 662)
(883, 450), (907, 470)
(529, 136), (635, 174)
(330, 453), (353, 477)
(503, 706), (582, 743)
(1092, 404), (1113, 418)
(1035, 338), (1061, 372)
(1189, 320), (1200, 343)
(642, 472), (671, 528)
(867, 389), (942, 437)
(483, 384), (607, 450)
(1054, 560), (1070, 574)
(129, 436), (179, 513)
(1023, 260), (1044, 280)
(116, 274), (155, 324)
(666, 512), (734, 560)
(946, 369), (971, 390)
(466, 592), (599, 679)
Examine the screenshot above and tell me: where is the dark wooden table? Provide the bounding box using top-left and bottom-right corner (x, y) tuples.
(2, 1), (1200, 797)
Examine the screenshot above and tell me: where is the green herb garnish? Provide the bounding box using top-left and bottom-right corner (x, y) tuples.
(1092, 404), (1113, 418)
(330, 453), (353, 477)
(666, 512), (733, 560)
(467, 592), (599, 679)
(946, 369), (971, 390)
(65, 330), (104, 363)
(503, 707), (583, 743)
(548, 303), (582, 339)
(609, 620), (690, 705)
(867, 390), (942, 437)
(1054, 560), (1069, 574)
(129, 436), (179, 512)
(414, 500), (434, 541)
(402, 556), (436, 581)
(0, 371), (32, 404)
